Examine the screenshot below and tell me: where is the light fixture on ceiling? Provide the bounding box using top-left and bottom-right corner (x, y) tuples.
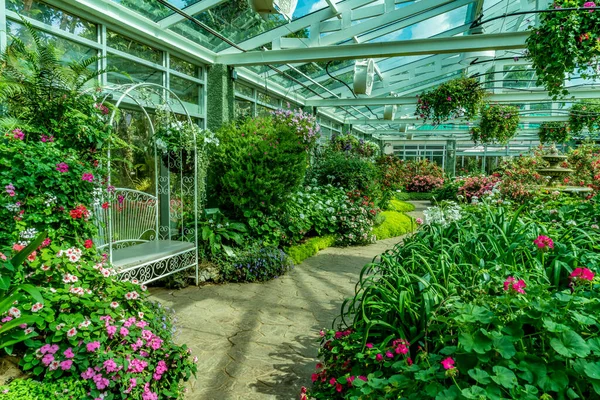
(459, 26), (495, 66)
(250, 0), (298, 20)
(353, 59), (375, 96)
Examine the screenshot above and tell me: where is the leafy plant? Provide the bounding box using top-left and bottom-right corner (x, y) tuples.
(415, 76), (486, 124)
(526, 0), (600, 98)
(569, 100), (600, 136)
(539, 121), (572, 144)
(200, 209), (246, 258)
(470, 103), (520, 144)
(218, 242), (293, 282)
(329, 133), (379, 158)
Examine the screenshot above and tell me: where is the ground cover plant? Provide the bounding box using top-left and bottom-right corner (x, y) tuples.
(305, 194), (600, 399)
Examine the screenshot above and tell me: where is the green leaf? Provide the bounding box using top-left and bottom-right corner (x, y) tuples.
(493, 336), (516, 359)
(550, 330), (590, 358)
(10, 232), (47, 267)
(436, 386), (460, 400)
(460, 330), (492, 354)
(491, 366), (517, 389)
(468, 368), (491, 385)
(584, 362), (600, 380)
(461, 386), (487, 399)
(571, 311), (596, 325)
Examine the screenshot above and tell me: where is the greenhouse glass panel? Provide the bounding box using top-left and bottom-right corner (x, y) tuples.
(170, 75), (201, 114)
(110, 0), (172, 21)
(107, 57), (162, 85)
(107, 31), (163, 65)
(170, 56), (199, 78)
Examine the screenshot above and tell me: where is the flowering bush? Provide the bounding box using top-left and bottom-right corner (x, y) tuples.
(470, 103), (520, 144)
(526, 0), (600, 98)
(405, 175), (444, 192)
(539, 121), (571, 144)
(335, 190), (380, 246)
(219, 243), (293, 282)
(270, 107), (321, 148)
(415, 76), (485, 124)
(569, 101), (600, 135)
(329, 133), (379, 158)
(458, 175), (499, 201)
(307, 199), (600, 399)
(568, 141), (600, 190)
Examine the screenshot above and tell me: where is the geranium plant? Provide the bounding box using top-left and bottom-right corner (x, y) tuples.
(569, 100), (600, 135)
(415, 76), (486, 124)
(539, 121), (571, 144)
(526, 1), (600, 98)
(470, 103), (520, 144)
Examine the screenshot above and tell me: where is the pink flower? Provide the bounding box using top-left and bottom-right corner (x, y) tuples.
(106, 325), (117, 338)
(60, 360), (73, 370)
(570, 268), (595, 282)
(81, 368), (95, 379)
(120, 327), (129, 337)
(407, 357), (413, 366)
(533, 235), (554, 251)
(584, 1), (596, 12)
(81, 173), (94, 182)
(365, 343), (373, 348)
(63, 348), (75, 359)
(66, 327), (77, 337)
(416, 217), (423, 225)
(42, 353), (54, 366)
(31, 302), (43, 312)
(110, 301), (119, 309)
(441, 357), (455, 370)
(503, 276), (526, 294)
(86, 341), (100, 352)
(386, 351), (394, 358)
(376, 353), (383, 361)
(104, 359), (119, 373)
(12, 129), (24, 140)
(447, 96), (452, 101)
(329, 377), (337, 386)
(55, 162), (69, 173)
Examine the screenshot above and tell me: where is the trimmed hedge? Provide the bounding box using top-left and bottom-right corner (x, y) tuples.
(286, 235), (336, 264)
(386, 199), (415, 213)
(372, 211), (415, 240)
(0, 377), (86, 399)
(395, 192), (433, 201)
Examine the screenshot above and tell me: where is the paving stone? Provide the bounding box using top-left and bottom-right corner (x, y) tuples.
(150, 203), (425, 399)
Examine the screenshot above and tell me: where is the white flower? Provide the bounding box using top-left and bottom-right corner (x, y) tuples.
(20, 228), (38, 240)
(66, 327), (77, 337)
(8, 307), (21, 318)
(31, 303), (43, 312)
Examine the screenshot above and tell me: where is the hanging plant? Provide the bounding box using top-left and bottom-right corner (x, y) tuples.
(539, 121), (571, 144)
(415, 76), (486, 125)
(569, 100), (600, 135)
(526, 1), (600, 98)
(470, 103), (520, 144)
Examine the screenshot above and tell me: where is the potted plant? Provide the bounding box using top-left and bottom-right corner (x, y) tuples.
(154, 106), (201, 173)
(526, 1), (600, 98)
(539, 121), (571, 144)
(569, 100), (600, 135)
(415, 76), (486, 125)
(470, 103), (520, 144)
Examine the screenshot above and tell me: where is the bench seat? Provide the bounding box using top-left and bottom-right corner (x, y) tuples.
(112, 240), (195, 270)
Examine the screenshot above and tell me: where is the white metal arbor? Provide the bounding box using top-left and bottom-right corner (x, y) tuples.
(12, 0), (600, 143)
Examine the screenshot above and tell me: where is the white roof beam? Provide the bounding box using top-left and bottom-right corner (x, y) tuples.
(216, 32), (528, 66)
(344, 115), (569, 125)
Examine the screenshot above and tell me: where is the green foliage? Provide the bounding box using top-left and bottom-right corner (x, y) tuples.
(218, 243), (293, 282)
(539, 121), (572, 144)
(308, 149), (381, 200)
(395, 192), (434, 201)
(415, 76), (486, 124)
(0, 376), (87, 399)
(431, 179), (463, 202)
(210, 116), (308, 217)
(569, 101), (600, 136)
(526, 0), (600, 98)
(286, 235), (336, 265)
(372, 211), (414, 240)
(308, 196), (600, 399)
(385, 200), (415, 213)
(200, 209), (246, 258)
(470, 103), (520, 144)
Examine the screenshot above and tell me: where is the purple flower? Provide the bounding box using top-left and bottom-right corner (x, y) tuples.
(81, 173), (94, 182)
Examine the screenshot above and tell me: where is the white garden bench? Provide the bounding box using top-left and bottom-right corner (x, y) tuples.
(94, 188), (197, 284)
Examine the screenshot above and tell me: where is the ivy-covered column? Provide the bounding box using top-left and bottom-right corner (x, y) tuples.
(445, 139), (457, 178)
(206, 64), (234, 131)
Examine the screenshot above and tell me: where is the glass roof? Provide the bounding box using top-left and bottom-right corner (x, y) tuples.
(106, 0), (537, 122)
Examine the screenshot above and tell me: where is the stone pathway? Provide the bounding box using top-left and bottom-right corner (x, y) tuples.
(150, 203), (426, 400)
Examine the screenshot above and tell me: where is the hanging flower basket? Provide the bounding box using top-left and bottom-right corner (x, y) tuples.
(526, 1), (600, 98)
(539, 121), (571, 144)
(568, 101), (600, 135)
(470, 103), (520, 144)
(415, 76), (486, 125)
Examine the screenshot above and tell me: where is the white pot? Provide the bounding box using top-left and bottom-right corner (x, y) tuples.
(383, 105), (397, 120)
(353, 59), (375, 96)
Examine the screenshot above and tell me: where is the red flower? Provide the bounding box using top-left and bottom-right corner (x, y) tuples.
(570, 268), (595, 282)
(84, 239), (94, 249)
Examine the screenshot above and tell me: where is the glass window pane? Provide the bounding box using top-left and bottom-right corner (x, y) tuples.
(7, 0), (97, 40)
(110, 0), (172, 21)
(235, 82), (254, 98)
(170, 75), (200, 114)
(107, 31), (162, 64)
(235, 98), (253, 120)
(170, 56), (198, 78)
(257, 91), (280, 108)
(107, 57), (162, 85)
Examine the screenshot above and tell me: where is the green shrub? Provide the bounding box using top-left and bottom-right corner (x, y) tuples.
(308, 149), (381, 200)
(385, 200), (415, 213)
(372, 211), (414, 240)
(286, 235), (336, 264)
(431, 179), (463, 202)
(218, 242), (293, 282)
(395, 192), (433, 201)
(0, 376), (86, 399)
(210, 116), (308, 217)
